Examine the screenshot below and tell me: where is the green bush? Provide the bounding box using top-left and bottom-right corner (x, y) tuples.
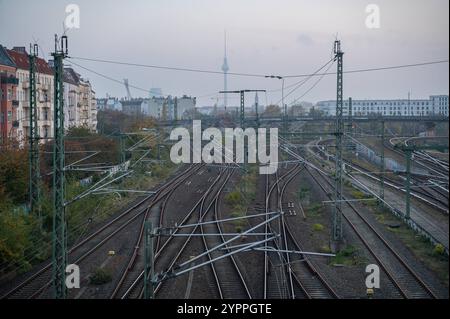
(90, 267), (112, 285)
(225, 191), (243, 206)
(351, 190), (367, 200)
(313, 223), (324, 232)
(433, 244), (446, 256)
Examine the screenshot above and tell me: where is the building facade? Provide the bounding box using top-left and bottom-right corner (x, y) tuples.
(0, 45), (19, 147)
(97, 97), (122, 111)
(61, 67), (97, 132)
(0, 44), (98, 147)
(7, 47), (54, 144)
(316, 95), (449, 117)
(143, 96), (196, 120)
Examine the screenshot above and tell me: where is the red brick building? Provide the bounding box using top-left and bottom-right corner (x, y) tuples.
(0, 45), (19, 147)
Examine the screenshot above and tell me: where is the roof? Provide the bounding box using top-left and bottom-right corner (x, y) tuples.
(6, 48), (53, 75)
(0, 45), (16, 68)
(63, 67), (80, 85)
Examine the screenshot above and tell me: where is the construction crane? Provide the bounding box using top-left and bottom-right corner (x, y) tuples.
(124, 79), (132, 100)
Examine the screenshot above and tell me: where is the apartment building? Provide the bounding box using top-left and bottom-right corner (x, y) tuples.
(7, 46), (54, 143)
(0, 44), (99, 146)
(0, 45), (19, 146)
(316, 95), (449, 117)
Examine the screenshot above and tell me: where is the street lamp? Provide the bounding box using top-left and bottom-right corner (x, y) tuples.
(265, 75), (286, 117)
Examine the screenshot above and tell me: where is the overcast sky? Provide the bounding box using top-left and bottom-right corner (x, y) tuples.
(0, 0), (448, 107)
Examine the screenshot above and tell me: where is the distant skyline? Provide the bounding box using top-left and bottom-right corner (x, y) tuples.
(0, 0), (448, 107)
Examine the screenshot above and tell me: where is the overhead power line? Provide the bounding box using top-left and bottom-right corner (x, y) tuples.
(68, 56), (449, 79)
(289, 60), (336, 106)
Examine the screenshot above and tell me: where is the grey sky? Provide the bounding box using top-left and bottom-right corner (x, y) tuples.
(0, 0), (448, 107)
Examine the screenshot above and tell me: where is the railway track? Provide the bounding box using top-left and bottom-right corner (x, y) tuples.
(0, 164), (202, 299)
(313, 138), (449, 214)
(108, 166), (200, 299)
(115, 166), (252, 299)
(263, 163), (338, 299)
(305, 166), (438, 299)
(388, 137), (449, 180)
(199, 167), (252, 299)
(111, 166), (225, 298)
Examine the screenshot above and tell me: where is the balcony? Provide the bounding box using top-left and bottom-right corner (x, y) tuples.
(40, 119), (52, 127)
(40, 100), (52, 108)
(40, 83), (52, 91)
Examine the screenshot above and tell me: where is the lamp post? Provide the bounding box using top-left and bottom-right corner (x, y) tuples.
(265, 75), (286, 132)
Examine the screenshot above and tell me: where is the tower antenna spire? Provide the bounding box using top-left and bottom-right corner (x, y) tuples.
(221, 30), (229, 110)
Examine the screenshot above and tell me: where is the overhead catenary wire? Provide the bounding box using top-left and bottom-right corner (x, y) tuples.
(289, 60), (336, 106)
(272, 58), (335, 106)
(68, 55), (449, 79)
(68, 56), (449, 107)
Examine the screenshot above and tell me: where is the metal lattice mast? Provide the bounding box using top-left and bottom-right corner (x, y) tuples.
(220, 90), (266, 128)
(144, 221), (155, 299)
(347, 97), (353, 173)
(52, 35), (68, 299)
(28, 44), (41, 217)
(379, 119), (385, 203)
(255, 92), (260, 128)
(120, 133), (126, 163)
(394, 143), (448, 220)
(333, 40), (344, 242)
(282, 77), (288, 135)
(174, 97), (178, 122)
(240, 91), (245, 128)
(405, 149), (411, 219)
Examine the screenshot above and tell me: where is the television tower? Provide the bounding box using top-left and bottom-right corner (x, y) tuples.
(221, 31), (229, 110)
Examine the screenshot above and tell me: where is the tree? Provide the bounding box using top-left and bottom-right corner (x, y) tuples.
(262, 104), (281, 117)
(0, 149), (29, 204)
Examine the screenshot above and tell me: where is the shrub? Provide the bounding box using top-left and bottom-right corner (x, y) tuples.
(225, 191), (243, 206)
(320, 245), (332, 254)
(90, 268), (112, 285)
(433, 244), (446, 256)
(351, 190), (367, 200)
(313, 223), (324, 232)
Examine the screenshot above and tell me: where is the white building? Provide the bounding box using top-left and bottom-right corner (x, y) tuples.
(97, 97), (122, 111)
(142, 95), (196, 119)
(316, 95), (449, 117)
(61, 67), (97, 132)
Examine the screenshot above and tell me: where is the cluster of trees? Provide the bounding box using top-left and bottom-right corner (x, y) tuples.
(0, 126), (126, 276)
(97, 109), (158, 135)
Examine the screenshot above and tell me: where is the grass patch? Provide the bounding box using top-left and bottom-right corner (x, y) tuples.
(330, 245), (365, 266)
(298, 187), (310, 200)
(307, 203), (323, 217)
(374, 208), (449, 286)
